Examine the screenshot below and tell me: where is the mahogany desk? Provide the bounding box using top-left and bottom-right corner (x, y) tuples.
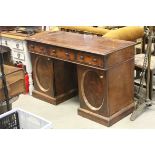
(26, 31), (136, 126)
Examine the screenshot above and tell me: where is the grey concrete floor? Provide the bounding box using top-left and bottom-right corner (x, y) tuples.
(12, 93), (155, 129)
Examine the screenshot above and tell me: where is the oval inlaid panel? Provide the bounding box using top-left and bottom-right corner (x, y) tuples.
(34, 57), (52, 92)
(81, 70), (104, 111)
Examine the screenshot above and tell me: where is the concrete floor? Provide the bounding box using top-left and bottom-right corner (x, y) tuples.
(12, 94), (155, 129)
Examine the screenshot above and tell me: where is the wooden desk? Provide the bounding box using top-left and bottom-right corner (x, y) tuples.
(26, 31), (136, 126)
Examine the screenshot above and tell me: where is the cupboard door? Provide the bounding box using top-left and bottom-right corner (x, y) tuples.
(32, 54), (54, 97)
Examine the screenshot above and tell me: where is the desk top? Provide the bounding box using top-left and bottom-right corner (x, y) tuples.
(26, 31), (136, 55)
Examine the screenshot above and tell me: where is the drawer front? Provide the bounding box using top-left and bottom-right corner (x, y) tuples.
(2, 38), (10, 46)
(56, 48), (75, 61)
(2, 37), (24, 51)
(47, 46), (75, 61)
(28, 43), (47, 54)
(28, 43), (57, 57)
(12, 40), (24, 51)
(46, 46), (58, 57)
(77, 52), (103, 67)
(13, 50), (25, 61)
(28, 42), (36, 52)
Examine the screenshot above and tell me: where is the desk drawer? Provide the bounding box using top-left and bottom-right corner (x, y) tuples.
(28, 43), (36, 52)
(28, 43), (46, 54)
(46, 46), (58, 57)
(47, 46), (75, 61)
(77, 52), (103, 67)
(2, 38), (10, 46)
(12, 40), (24, 51)
(56, 48), (75, 61)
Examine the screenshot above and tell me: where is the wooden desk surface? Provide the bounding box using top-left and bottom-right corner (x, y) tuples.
(26, 31), (136, 55)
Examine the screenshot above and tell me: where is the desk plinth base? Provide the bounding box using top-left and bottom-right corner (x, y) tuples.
(32, 89), (77, 105)
(78, 103), (134, 127)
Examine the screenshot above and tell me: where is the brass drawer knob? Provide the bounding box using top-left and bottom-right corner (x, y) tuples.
(40, 47), (44, 51)
(65, 52), (69, 56)
(52, 49), (56, 53)
(93, 58), (97, 62)
(30, 44), (34, 49)
(80, 55), (84, 60)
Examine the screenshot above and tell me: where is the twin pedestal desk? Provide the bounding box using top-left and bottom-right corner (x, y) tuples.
(26, 31), (136, 126)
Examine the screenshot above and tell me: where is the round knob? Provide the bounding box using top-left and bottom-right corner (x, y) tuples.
(80, 55), (84, 60)
(16, 43), (19, 48)
(100, 75), (103, 79)
(5, 40), (7, 45)
(66, 52), (69, 56)
(30, 44), (34, 49)
(93, 58), (97, 62)
(51, 49), (56, 56)
(40, 47), (44, 51)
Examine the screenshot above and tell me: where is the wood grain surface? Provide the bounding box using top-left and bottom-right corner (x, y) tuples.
(27, 31), (136, 55)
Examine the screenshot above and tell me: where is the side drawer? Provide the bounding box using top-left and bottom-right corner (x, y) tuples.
(28, 42), (47, 54)
(12, 40), (24, 51)
(77, 52), (103, 67)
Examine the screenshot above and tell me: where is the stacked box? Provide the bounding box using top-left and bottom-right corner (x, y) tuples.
(0, 65), (25, 102)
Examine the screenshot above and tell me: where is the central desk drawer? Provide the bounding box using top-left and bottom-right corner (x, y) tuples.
(77, 52), (103, 67)
(47, 46), (75, 61)
(56, 48), (75, 61)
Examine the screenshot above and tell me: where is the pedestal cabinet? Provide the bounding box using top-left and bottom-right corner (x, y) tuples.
(77, 57), (134, 126)
(31, 53), (77, 105)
